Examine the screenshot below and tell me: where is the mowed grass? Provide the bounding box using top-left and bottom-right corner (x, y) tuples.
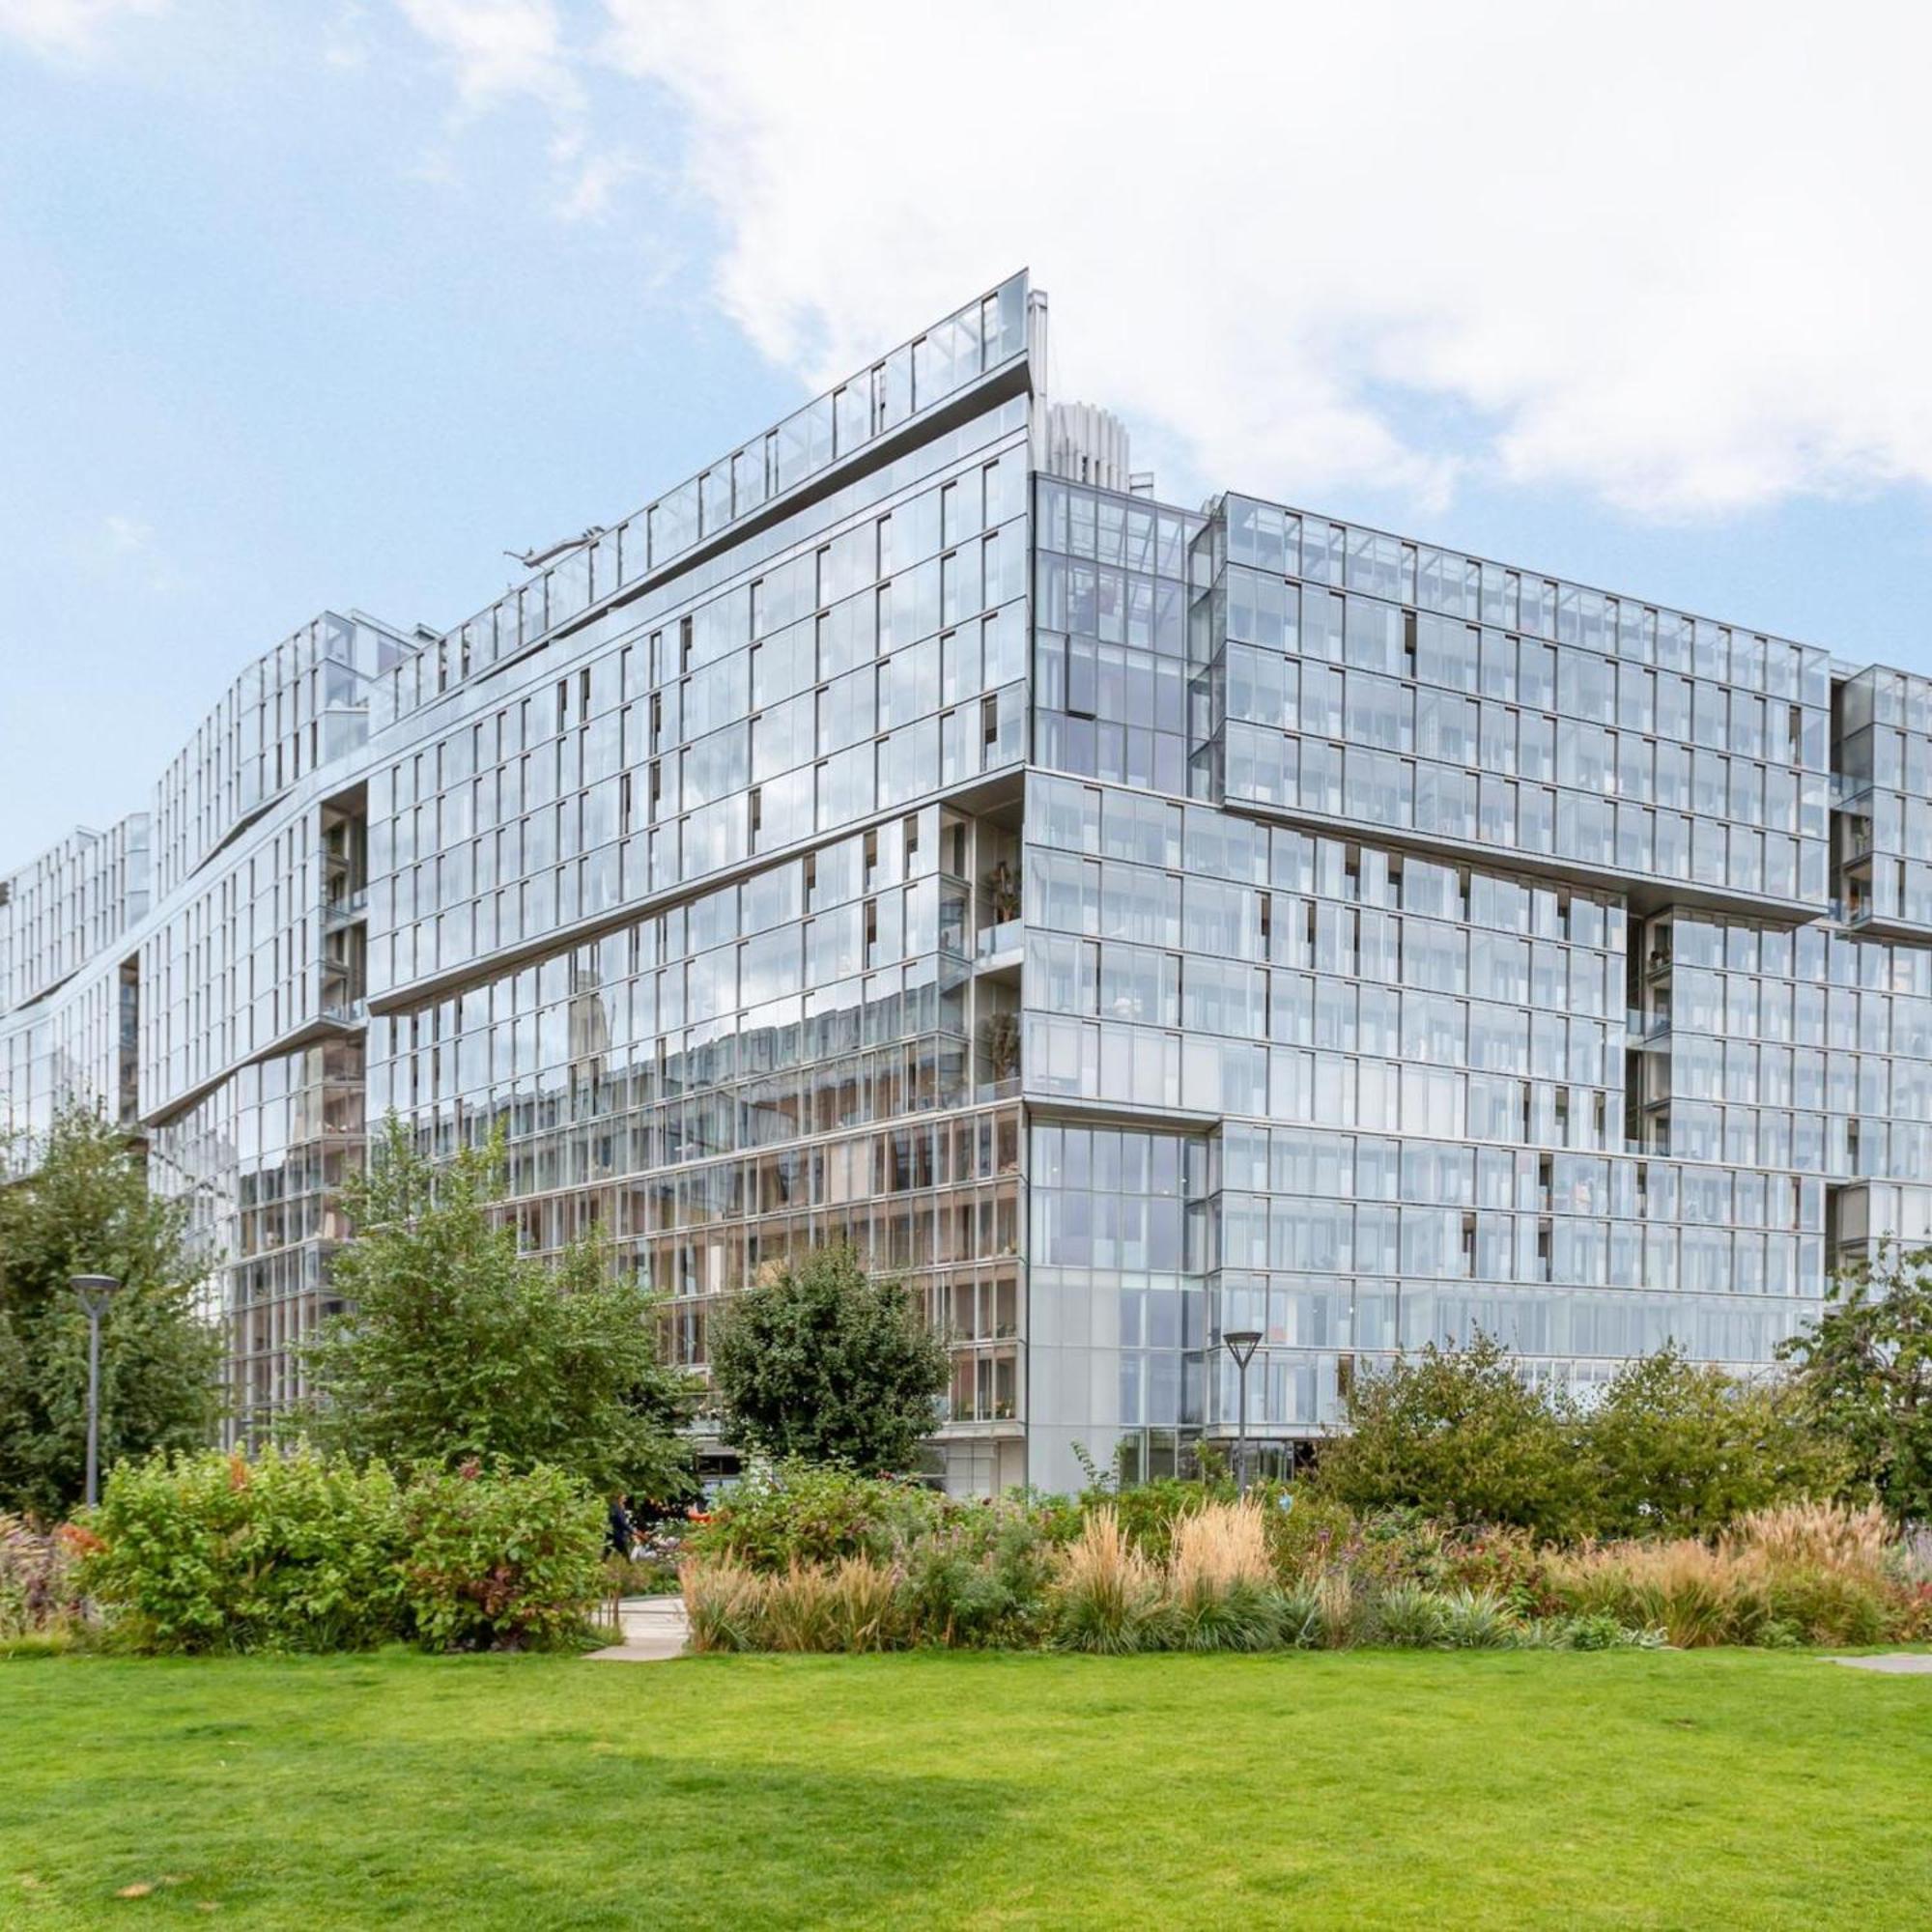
(2, 1648), (1927, 1929)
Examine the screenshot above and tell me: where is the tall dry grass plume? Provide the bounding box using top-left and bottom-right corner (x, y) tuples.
(1723, 1500), (1890, 1578)
(1316, 1568), (1363, 1648)
(1054, 1505), (1159, 1652)
(1169, 1501), (1272, 1602)
(680, 1558), (765, 1654)
(1546, 1541), (1765, 1648)
(827, 1554), (900, 1652)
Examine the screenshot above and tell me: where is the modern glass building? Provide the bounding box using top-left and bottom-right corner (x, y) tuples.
(5, 272), (1926, 1493)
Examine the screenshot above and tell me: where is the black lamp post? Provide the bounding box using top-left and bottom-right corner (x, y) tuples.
(1223, 1329), (1262, 1496)
(70, 1275), (121, 1508)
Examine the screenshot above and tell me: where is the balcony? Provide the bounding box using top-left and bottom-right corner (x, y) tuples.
(321, 887), (368, 930)
(975, 918), (1023, 965)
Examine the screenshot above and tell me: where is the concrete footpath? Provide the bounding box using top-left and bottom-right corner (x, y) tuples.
(1823, 1654), (1932, 1674)
(585, 1594), (690, 1662)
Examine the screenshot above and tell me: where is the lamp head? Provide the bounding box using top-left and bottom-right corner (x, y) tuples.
(70, 1274), (122, 1319)
(1223, 1328), (1263, 1370)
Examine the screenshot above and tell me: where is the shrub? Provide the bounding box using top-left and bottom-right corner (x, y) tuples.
(1762, 1567), (1890, 1647)
(74, 1446), (407, 1654)
(398, 1461), (607, 1651)
(0, 1515), (78, 1639)
(0, 1631), (79, 1660)
(1436, 1587), (1517, 1649)
(1260, 1492), (1361, 1583)
(1314, 1568), (1369, 1649)
(1051, 1508), (1161, 1654)
(1373, 1582), (1455, 1648)
(1583, 1349), (1847, 1538)
(692, 1462), (946, 1572)
(1547, 1504), (1913, 1649)
(1169, 1501), (1272, 1596)
(1310, 1335), (1597, 1541)
(826, 1555), (902, 1652)
(605, 1551), (678, 1598)
(1094, 1476), (1229, 1565)
(1428, 1524), (1561, 1616)
(1276, 1583), (1323, 1648)
(1517, 1612), (1664, 1651)
(669, 1490), (1927, 1657)
(897, 1507), (1056, 1648)
(758, 1562), (843, 1653)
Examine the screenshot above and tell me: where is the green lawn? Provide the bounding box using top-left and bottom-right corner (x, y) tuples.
(2, 1648), (1927, 1929)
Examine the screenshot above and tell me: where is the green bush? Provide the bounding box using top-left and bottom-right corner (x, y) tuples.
(398, 1461), (607, 1652)
(1762, 1567), (1891, 1647)
(1275, 1583), (1323, 1648)
(74, 1446), (406, 1654)
(1310, 1337), (1844, 1541)
(897, 1508), (1058, 1648)
(673, 1483), (1928, 1655)
(1435, 1587), (1518, 1649)
(690, 1462), (947, 1572)
(1311, 1336), (1598, 1540)
(1518, 1613), (1664, 1651)
(77, 1450), (609, 1655)
(1583, 1349), (1847, 1538)
(1373, 1581), (1456, 1648)
(1257, 1492), (1358, 1582)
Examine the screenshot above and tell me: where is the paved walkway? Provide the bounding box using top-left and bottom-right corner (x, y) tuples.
(585, 1594), (690, 1662)
(1823, 1654), (1932, 1674)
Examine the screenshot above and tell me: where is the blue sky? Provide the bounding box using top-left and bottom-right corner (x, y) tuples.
(4, 1), (1929, 867)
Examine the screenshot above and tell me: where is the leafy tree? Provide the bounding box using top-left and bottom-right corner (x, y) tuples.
(0, 1104), (223, 1519)
(299, 1119), (694, 1502)
(1310, 1333), (1596, 1540)
(710, 1245), (950, 1472)
(1582, 1347), (1846, 1538)
(1780, 1244), (1932, 1525)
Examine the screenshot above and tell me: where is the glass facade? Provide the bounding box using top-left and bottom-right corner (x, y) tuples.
(5, 271), (1930, 1488)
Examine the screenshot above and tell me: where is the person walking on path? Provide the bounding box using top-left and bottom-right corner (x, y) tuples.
(606, 1493), (633, 1561)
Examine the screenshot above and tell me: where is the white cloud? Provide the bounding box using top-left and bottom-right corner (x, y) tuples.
(389, 0), (661, 220)
(552, 140), (644, 222)
(395, 0), (580, 117)
(102, 513), (154, 552)
(598, 0), (1932, 524)
(322, 2), (372, 70)
(82, 512), (183, 593)
(0, 0), (166, 59)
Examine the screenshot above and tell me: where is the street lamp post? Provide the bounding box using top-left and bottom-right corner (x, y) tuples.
(1223, 1329), (1263, 1497)
(70, 1275), (122, 1508)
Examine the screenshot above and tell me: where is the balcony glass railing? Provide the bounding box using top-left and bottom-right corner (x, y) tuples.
(976, 919), (1022, 959)
(380, 273), (1032, 723)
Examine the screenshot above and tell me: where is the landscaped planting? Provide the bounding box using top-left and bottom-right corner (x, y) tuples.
(0, 1514), (79, 1654)
(64, 1446), (610, 1655)
(681, 1470), (1932, 1656)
